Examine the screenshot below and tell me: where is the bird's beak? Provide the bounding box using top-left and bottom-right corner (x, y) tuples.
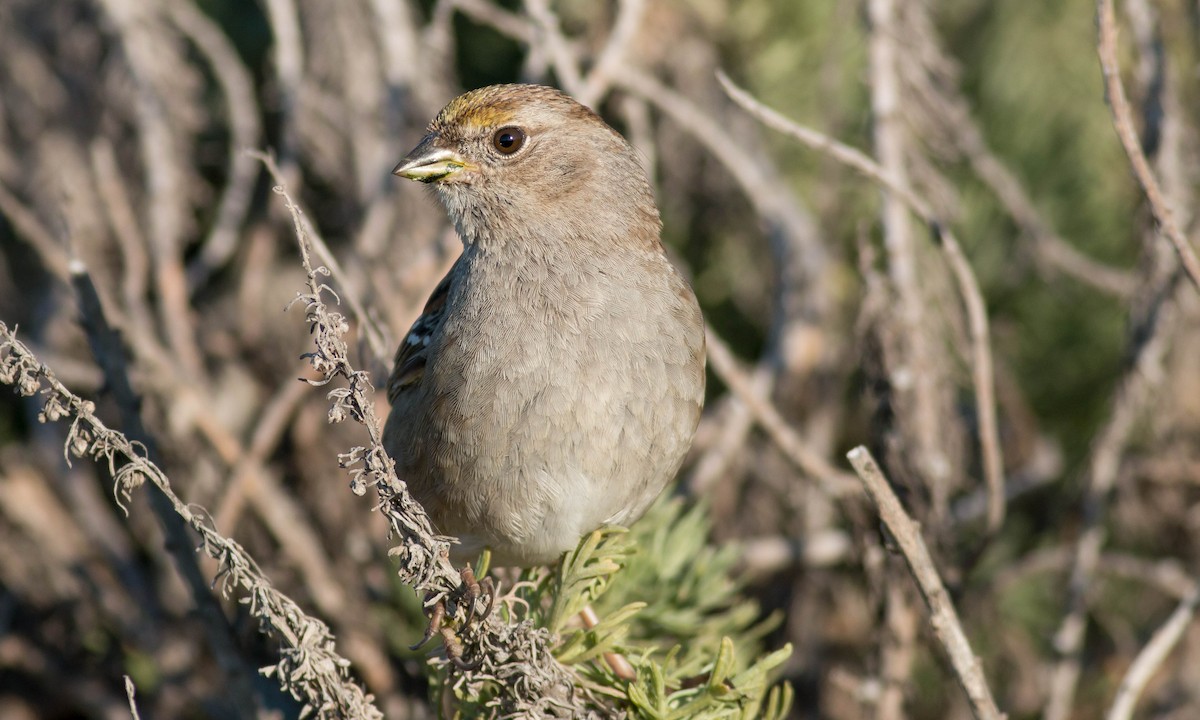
(392, 134), (468, 183)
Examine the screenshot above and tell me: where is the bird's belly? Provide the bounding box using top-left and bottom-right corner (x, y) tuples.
(389, 255), (704, 567)
(410, 339), (691, 566)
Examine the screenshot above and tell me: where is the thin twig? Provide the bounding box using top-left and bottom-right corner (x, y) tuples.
(719, 70), (1006, 531)
(707, 327), (859, 497)
(1096, 0), (1200, 291)
(1105, 578), (1200, 720)
(577, 0), (645, 107)
(243, 149), (391, 367)
(1044, 276), (1181, 720)
(846, 446), (1005, 720)
(124, 676), (141, 720)
(168, 0), (262, 292)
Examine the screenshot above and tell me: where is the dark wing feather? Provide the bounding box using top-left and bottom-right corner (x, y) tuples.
(387, 258), (458, 404)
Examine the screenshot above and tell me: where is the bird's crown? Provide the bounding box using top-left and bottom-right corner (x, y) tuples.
(431, 84), (597, 134)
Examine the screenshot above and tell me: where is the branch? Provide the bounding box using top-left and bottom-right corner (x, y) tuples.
(846, 446), (1005, 720)
(1044, 275), (1182, 720)
(1105, 577), (1200, 720)
(1096, 0), (1200, 291)
(706, 327), (858, 497)
(720, 70), (1006, 532)
(0, 320), (383, 719)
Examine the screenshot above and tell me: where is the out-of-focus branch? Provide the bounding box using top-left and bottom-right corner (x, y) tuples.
(735, 530), (853, 579)
(846, 446), (1005, 720)
(0, 181), (71, 282)
(1046, 4), (1193, 713)
(261, 0), (304, 183)
(577, 0), (645, 107)
(1096, 0), (1200, 291)
(719, 70), (1006, 532)
(616, 67), (829, 299)
(167, 0), (262, 292)
(879, 582), (918, 720)
(1105, 577), (1200, 720)
(706, 327), (858, 497)
(1044, 274), (1182, 720)
(448, 0), (533, 44)
(952, 120), (1137, 297)
(685, 367), (772, 495)
(89, 140), (151, 329)
(867, 0), (955, 520)
(522, 0), (582, 93)
(99, 0), (204, 381)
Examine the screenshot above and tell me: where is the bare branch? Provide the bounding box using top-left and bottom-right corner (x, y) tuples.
(719, 70), (1006, 532)
(1106, 578), (1200, 720)
(706, 327), (858, 497)
(846, 446), (1005, 720)
(1044, 276), (1182, 720)
(1096, 0), (1200, 291)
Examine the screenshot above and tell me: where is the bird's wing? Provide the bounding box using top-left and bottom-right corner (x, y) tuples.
(387, 257), (459, 404)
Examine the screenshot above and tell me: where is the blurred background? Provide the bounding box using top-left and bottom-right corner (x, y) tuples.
(1, 0), (1199, 717)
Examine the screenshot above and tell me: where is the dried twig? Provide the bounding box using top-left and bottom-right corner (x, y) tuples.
(719, 70), (1006, 532)
(1044, 276), (1182, 720)
(1096, 0), (1200, 291)
(124, 676), (141, 720)
(706, 328), (858, 497)
(846, 446), (1005, 720)
(242, 148), (391, 367)
(0, 320), (383, 719)
(1105, 578), (1200, 720)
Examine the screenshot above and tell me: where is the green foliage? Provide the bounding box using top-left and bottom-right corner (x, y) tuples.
(428, 494), (793, 718)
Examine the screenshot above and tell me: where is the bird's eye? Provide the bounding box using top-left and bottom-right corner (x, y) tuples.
(492, 126), (526, 155)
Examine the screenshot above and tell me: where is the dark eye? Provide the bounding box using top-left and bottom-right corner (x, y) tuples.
(492, 126), (526, 155)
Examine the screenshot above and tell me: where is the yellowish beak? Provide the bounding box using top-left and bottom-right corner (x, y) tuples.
(393, 135), (468, 183)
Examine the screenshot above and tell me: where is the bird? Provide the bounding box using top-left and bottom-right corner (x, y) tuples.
(383, 84), (706, 569)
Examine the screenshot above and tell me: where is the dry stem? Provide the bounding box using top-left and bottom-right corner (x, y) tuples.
(846, 446), (1005, 720)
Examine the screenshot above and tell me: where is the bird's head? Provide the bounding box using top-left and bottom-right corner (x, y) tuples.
(394, 84), (660, 249)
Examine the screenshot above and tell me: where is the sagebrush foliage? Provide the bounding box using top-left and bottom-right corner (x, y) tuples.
(429, 495), (793, 718)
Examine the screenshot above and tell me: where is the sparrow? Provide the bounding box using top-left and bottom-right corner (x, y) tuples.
(384, 84), (706, 568)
